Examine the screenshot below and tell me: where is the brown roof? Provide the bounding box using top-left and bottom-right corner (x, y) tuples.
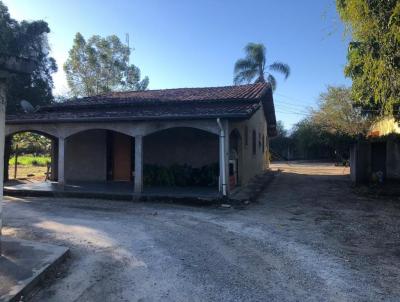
(6, 83), (277, 136)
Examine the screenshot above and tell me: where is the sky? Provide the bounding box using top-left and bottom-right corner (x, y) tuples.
(3, 0), (351, 130)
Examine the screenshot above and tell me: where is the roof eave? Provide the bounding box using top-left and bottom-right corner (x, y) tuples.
(5, 112), (254, 125)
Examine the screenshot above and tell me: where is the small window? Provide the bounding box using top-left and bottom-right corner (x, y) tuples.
(252, 130), (256, 155)
(245, 126), (249, 146)
(259, 133), (262, 149)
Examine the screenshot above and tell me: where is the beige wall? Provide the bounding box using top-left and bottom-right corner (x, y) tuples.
(229, 106), (269, 186)
(370, 117), (400, 136)
(143, 127), (219, 168)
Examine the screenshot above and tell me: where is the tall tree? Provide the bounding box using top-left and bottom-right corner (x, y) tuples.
(233, 43), (290, 90)
(0, 0), (57, 114)
(64, 33), (149, 97)
(336, 0), (400, 116)
(311, 86), (373, 136)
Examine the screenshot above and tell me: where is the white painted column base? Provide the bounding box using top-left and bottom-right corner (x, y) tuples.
(134, 135), (143, 193)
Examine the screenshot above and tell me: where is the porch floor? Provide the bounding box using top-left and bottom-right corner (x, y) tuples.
(4, 180), (220, 201)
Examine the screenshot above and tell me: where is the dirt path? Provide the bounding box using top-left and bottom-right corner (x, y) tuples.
(3, 162), (400, 301)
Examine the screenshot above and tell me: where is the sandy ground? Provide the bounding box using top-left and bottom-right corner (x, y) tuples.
(7, 165), (47, 182)
(2, 162), (400, 302)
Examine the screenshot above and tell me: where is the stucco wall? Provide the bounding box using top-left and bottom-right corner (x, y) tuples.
(143, 128), (219, 168)
(230, 106), (269, 186)
(65, 130), (107, 182)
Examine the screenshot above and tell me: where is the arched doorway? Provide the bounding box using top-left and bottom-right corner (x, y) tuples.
(4, 131), (57, 183)
(65, 129), (135, 183)
(143, 127), (219, 189)
(229, 129), (243, 188)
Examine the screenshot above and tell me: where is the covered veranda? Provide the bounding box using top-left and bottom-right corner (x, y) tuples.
(4, 119), (231, 199)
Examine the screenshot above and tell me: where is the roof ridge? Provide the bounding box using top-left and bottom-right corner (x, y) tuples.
(100, 82), (269, 96)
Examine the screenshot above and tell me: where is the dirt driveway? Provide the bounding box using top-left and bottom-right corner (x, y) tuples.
(3, 162), (400, 301)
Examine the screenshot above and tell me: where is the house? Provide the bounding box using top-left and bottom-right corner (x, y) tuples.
(5, 83), (277, 197)
(350, 117), (400, 184)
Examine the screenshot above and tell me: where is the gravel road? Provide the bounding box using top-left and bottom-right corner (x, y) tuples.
(3, 162), (400, 302)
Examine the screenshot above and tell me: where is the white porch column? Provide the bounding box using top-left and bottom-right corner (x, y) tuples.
(217, 119), (229, 196)
(134, 135), (143, 193)
(58, 137), (65, 185)
(0, 80), (6, 253)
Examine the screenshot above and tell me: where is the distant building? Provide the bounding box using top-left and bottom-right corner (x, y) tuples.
(351, 117), (400, 184)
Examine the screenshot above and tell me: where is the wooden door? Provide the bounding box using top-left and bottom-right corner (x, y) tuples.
(112, 133), (132, 181)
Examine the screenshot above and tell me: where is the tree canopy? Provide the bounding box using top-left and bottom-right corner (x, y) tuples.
(233, 43), (290, 90)
(0, 0), (57, 114)
(336, 0), (400, 116)
(311, 86), (373, 136)
(64, 33), (149, 97)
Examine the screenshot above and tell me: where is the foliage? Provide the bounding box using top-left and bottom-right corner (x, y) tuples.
(11, 132), (51, 155)
(143, 163), (219, 187)
(336, 0), (400, 116)
(269, 120), (293, 160)
(233, 43), (290, 90)
(64, 33), (149, 97)
(9, 154), (50, 167)
(290, 119), (354, 160)
(311, 86), (373, 136)
(275, 120), (288, 137)
(0, 1), (57, 114)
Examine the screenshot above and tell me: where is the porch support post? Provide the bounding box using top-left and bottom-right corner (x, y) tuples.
(0, 80), (6, 254)
(134, 135), (143, 193)
(58, 137), (65, 185)
(217, 119), (229, 196)
(51, 138), (58, 181)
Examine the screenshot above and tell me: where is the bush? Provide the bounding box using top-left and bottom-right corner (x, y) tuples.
(144, 163), (219, 187)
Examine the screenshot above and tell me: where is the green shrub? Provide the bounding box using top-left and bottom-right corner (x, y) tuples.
(143, 163), (219, 187)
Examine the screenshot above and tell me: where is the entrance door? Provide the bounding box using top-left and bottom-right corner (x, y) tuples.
(112, 133), (132, 181)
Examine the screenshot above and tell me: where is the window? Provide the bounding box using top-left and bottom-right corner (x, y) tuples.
(259, 132), (262, 149)
(252, 130), (256, 155)
(244, 126), (248, 146)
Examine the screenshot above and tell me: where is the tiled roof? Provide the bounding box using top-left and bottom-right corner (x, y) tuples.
(59, 83), (270, 107)
(8, 101), (261, 122)
(6, 83), (277, 135)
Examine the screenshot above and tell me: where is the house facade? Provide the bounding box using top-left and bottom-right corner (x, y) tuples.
(5, 83), (277, 196)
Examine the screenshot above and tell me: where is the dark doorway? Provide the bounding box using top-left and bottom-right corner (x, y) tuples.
(371, 142), (387, 180)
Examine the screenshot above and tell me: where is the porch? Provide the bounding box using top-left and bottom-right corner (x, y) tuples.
(4, 119), (233, 199)
(4, 180), (220, 201)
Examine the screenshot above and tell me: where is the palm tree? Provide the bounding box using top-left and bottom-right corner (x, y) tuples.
(234, 43), (290, 90)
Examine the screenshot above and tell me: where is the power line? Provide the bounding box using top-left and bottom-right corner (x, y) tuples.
(275, 92), (313, 105)
(275, 103), (310, 114)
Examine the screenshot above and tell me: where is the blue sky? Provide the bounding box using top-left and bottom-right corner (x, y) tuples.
(4, 0), (350, 129)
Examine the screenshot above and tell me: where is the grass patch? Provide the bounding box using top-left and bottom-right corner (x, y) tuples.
(9, 155), (50, 167)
